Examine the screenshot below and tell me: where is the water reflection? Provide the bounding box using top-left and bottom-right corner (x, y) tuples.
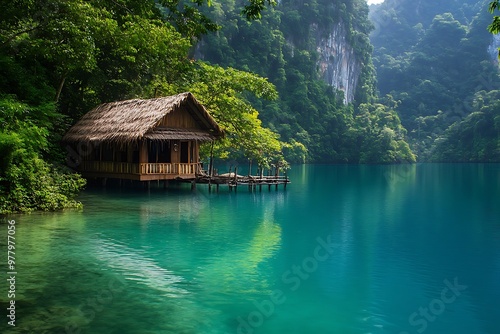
(1, 164), (499, 333)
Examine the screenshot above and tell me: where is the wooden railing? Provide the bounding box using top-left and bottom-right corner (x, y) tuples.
(80, 161), (200, 175)
(139, 163), (200, 175)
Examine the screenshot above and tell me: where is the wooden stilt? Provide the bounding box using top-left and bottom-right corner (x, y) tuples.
(209, 141), (214, 177)
(276, 166), (279, 190)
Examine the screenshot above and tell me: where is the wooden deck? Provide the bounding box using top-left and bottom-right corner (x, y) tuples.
(79, 161), (201, 181)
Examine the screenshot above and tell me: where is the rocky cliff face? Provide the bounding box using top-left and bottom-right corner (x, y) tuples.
(316, 21), (362, 104)
(488, 33), (500, 64)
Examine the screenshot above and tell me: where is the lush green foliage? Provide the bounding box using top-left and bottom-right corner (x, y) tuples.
(430, 90), (500, 161)
(346, 103), (415, 163)
(0, 98), (86, 213)
(370, 0), (500, 161)
(181, 62), (290, 168)
(488, 0), (500, 34)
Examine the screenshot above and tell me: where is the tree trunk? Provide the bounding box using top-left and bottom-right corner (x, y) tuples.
(55, 72), (68, 102)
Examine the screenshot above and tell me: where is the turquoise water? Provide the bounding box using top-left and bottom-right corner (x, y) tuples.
(1, 164), (500, 334)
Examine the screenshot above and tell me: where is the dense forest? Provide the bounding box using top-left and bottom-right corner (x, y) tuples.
(369, 0), (500, 161)
(1, 0), (499, 213)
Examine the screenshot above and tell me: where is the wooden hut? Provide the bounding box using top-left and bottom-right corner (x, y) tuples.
(63, 92), (223, 181)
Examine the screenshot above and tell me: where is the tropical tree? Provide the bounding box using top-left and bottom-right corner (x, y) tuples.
(488, 0), (500, 35)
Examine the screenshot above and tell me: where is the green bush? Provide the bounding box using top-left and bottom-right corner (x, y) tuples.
(0, 98), (86, 214)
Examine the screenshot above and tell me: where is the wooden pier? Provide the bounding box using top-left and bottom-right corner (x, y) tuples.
(194, 172), (290, 191)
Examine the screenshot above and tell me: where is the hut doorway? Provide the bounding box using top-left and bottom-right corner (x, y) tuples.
(180, 141), (189, 163)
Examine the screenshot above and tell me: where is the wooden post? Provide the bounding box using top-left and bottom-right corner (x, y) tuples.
(275, 166), (279, 190)
(191, 180), (196, 190)
(139, 140), (148, 165)
(259, 166), (262, 191)
(234, 166), (238, 192)
(209, 141), (214, 177)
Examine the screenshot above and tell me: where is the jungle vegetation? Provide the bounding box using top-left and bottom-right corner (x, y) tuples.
(370, 0), (500, 161)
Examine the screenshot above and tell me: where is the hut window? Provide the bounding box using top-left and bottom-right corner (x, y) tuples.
(102, 145), (114, 161)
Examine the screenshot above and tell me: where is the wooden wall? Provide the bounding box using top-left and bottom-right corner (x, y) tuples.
(158, 108), (202, 129)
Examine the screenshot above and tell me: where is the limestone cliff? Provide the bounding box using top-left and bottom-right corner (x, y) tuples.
(316, 21), (362, 104)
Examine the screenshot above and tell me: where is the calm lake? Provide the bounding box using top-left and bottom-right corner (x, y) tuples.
(2, 164), (500, 334)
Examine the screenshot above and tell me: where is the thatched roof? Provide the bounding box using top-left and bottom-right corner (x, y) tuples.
(62, 92), (223, 143)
